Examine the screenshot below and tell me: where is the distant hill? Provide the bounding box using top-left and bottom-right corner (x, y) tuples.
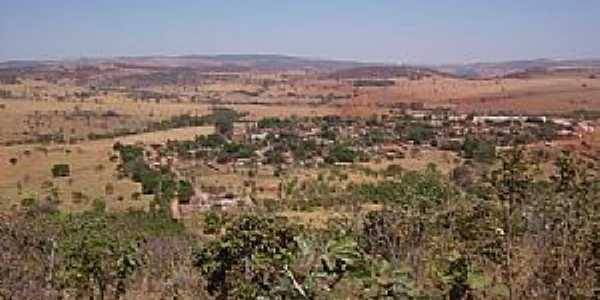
(324, 65), (453, 80)
(0, 60), (54, 70)
(171, 54), (369, 71)
(0, 55), (370, 73)
(2, 55), (599, 79)
(436, 59), (600, 78)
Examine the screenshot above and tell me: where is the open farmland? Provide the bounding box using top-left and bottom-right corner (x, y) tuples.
(2, 55), (600, 299)
(346, 71), (600, 114)
(1, 60), (599, 214)
(4, 0), (600, 297)
(0, 126), (214, 212)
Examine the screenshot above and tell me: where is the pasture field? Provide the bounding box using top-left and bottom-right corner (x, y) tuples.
(0, 126), (214, 212)
(350, 73), (600, 114)
(0, 67), (598, 214)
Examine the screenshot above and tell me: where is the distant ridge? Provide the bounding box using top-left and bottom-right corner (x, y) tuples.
(325, 65), (454, 80)
(0, 54), (372, 72)
(436, 58), (600, 78)
(1, 55), (599, 78)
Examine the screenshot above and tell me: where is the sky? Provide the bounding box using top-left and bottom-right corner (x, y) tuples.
(1, 0), (599, 64)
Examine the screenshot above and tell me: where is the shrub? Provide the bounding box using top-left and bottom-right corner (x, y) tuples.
(131, 192), (142, 201)
(405, 124), (435, 145)
(462, 136), (496, 162)
(193, 214), (299, 299)
(450, 165), (475, 188)
(326, 145), (358, 164)
(71, 191), (88, 204)
(257, 117), (293, 129)
(51, 164), (71, 177)
(21, 197), (36, 207)
(105, 183), (115, 195)
(215, 116), (234, 138)
(92, 198), (107, 212)
(59, 213), (142, 299)
(177, 180), (194, 204)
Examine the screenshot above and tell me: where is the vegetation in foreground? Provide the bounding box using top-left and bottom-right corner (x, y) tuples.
(1, 147), (599, 299)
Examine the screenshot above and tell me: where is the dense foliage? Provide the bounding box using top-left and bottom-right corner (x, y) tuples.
(2, 148), (600, 299)
(114, 143), (194, 210)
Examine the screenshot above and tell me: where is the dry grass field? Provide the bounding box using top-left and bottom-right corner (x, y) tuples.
(4, 69), (597, 144)
(0, 95), (339, 145)
(0, 126), (214, 212)
(1, 65), (598, 214)
(351, 72), (600, 114)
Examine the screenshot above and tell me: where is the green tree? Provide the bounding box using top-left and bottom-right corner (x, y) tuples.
(541, 151), (598, 298)
(405, 124), (435, 145)
(215, 114), (234, 139)
(193, 214), (300, 299)
(488, 147), (533, 300)
(177, 180), (194, 204)
(326, 145), (358, 164)
(51, 164), (71, 177)
(59, 213), (142, 299)
(463, 136), (496, 162)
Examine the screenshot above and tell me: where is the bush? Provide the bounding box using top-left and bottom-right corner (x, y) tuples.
(462, 136), (496, 162)
(193, 214), (299, 299)
(258, 117), (294, 129)
(218, 143), (255, 163)
(450, 165), (475, 188)
(71, 191), (88, 204)
(105, 183), (115, 195)
(405, 124), (435, 145)
(352, 167), (453, 209)
(51, 164), (71, 177)
(92, 198), (107, 212)
(197, 134), (227, 148)
(326, 145), (358, 164)
(177, 180), (194, 204)
(21, 197), (36, 207)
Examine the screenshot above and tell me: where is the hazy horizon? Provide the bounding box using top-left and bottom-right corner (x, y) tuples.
(1, 1), (599, 64)
(3, 52), (600, 67)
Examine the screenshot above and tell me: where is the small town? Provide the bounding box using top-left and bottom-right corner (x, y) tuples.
(113, 106), (597, 219)
(3, 2), (600, 299)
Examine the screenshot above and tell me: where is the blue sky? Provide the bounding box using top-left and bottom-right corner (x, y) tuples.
(1, 0), (598, 64)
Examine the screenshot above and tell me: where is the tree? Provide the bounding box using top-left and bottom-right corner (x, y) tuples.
(326, 145), (358, 164)
(488, 147), (532, 300)
(177, 180), (194, 204)
(193, 214), (300, 299)
(463, 136), (496, 162)
(264, 148), (285, 165)
(51, 164), (70, 177)
(215, 115), (234, 139)
(405, 124), (435, 145)
(59, 213), (142, 300)
(541, 151), (598, 298)
(450, 164), (475, 189)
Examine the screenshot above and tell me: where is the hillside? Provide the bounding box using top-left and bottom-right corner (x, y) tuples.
(436, 58), (600, 78)
(324, 65), (452, 80)
(0, 54), (371, 73)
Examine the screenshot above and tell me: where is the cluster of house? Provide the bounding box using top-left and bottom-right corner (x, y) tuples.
(404, 108), (595, 139)
(173, 190), (254, 220)
(140, 108), (597, 218)
(225, 109), (597, 166)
